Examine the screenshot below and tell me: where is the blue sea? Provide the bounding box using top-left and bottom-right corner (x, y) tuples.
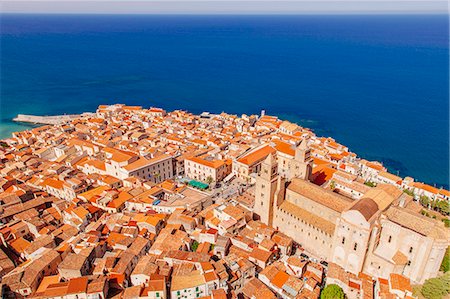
(0, 14), (448, 188)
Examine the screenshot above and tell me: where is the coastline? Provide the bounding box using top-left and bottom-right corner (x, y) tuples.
(2, 106), (448, 190)
(1, 14), (447, 197)
(0, 15), (448, 298)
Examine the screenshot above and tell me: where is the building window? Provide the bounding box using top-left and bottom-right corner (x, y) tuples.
(354, 243), (358, 251)
(409, 247), (413, 253)
(342, 237), (345, 244)
(388, 236), (392, 243)
(407, 260), (411, 266)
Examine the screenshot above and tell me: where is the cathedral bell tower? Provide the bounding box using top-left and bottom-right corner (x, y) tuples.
(289, 139), (313, 181)
(254, 153), (279, 226)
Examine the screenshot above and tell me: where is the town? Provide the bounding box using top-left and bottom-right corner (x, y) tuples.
(0, 104), (448, 299)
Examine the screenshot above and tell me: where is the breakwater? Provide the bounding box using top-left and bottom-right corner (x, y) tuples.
(13, 113), (95, 125)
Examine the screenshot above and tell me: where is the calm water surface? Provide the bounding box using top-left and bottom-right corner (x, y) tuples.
(0, 14), (448, 187)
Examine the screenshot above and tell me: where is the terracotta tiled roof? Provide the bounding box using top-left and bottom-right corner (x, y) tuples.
(362, 185), (400, 211)
(186, 156), (225, 169)
(311, 165), (336, 185)
(237, 145), (276, 166)
(10, 237), (31, 253)
(271, 270), (289, 288)
(392, 250), (408, 265)
(66, 277), (88, 294)
(273, 139), (295, 156)
(389, 273), (412, 292)
(384, 206), (448, 240)
(287, 178), (352, 213)
(350, 198), (379, 221)
(279, 200), (335, 235)
(242, 278), (276, 299)
(413, 182), (440, 194)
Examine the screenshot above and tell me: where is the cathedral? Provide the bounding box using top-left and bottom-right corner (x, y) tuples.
(253, 140), (449, 284)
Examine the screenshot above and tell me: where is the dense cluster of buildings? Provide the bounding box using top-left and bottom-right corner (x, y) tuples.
(0, 104), (448, 299)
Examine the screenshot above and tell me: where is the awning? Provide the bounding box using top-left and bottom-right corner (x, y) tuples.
(188, 180), (209, 190)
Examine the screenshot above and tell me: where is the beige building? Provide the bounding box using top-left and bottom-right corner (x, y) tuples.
(103, 147), (173, 183)
(233, 145), (276, 183)
(330, 197), (380, 275)
(254, 144), (345, 260)
(254, 144), (449, 284)
(170, 269), (219, 299)
(184, 156), (230, 183)
(58, 247), (95, 279)
(121, 155), (173, 183)
(2, 249), (62, 297)
(272, 177), (351, 260)
(363, 206), (448, 284)
(273, 139), (313, 181)
(233, 140), (312, 183)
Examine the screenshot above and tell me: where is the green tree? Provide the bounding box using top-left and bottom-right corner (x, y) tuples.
(191, 240), (199, 252)
(364, 181), (375, 187)
(436, 200), (449, 215)
(442, 219), (450, 228)
(321, 284), (345, 299)
(420, 195), (430, 208)
(421, 272), (450, 299)
(206, 176), (213, 185)
(330, 181), (336, 190)
(440, 247), (450, 273)
(403, 189), (414, 196)
(431, 200), (438, 211)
